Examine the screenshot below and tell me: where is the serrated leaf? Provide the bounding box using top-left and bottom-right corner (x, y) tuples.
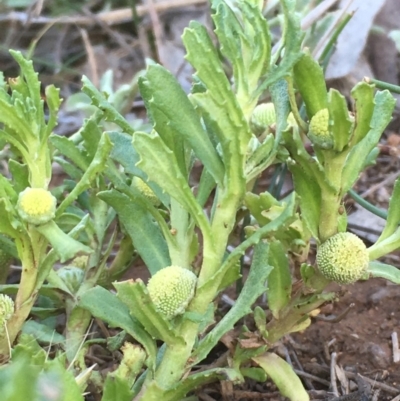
(81, 76), (135, 135)
(255, 0), (303, 98)
(328, 88), (353, 152)
(139, 64), (224, 184)
(56, 132), (113, 217)
(350, 82), (374, 144)
(50, 135), (90, 171)
(267, 241), (291, 319)
(78, 286), (157, 368)
(98, 189), (170, 275)
(114, 280), (184, 346)
(184, 22), (251, 153)
(253, 352), (309, 401)
(213, 1), (271, 101)
(342, 90), (396, 193)
(191, 241), (272, 365)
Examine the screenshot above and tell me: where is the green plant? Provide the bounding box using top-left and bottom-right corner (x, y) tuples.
(0, 0), (400, 400)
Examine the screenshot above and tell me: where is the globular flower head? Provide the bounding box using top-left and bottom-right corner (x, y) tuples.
(147, 265), (197, 319)
(308, 108), (333, 149)
(132, 177), (160, 207)
(316, 232), (369, 284)
(250, 103), (276, 136)
(0, 294), (14, 332)
(17, 187), (57, 225)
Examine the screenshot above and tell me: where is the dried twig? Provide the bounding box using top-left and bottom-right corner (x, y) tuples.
(392, 332), (400, 363)
(0, 0), (208, 27)
(330, 352), (340, 397)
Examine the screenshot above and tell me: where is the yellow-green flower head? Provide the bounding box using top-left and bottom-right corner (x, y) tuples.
(17, 187), (57, 225)
(250, 103), (276, 136)
(316, 232), (369, 284)
(308, 108), (333, 149)
(132, 177), (160, 207)
(147, 265), (197, 319)
(0, 294), (14, 331)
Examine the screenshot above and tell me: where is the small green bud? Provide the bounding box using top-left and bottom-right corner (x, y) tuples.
(132, 177), (160, 207)
(147, 265), (197, 319)
(316, 232), (369, 284)
(57, 266), (85, 294)
(17, 187), (57, 225)
(0, 294), (14, 332)
(308, 108), (333, 149)
(250, 103), (276, 136)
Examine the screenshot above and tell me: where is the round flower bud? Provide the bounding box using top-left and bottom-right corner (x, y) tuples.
(250, 103), (276, 136)
(147, 265), (197, 319)
(132, 177), (160, 207)
(0, 294), (14, 332)
(316, 232), (369, 284)
(308, 108), (333, 149)
(17, 187), (57, 225)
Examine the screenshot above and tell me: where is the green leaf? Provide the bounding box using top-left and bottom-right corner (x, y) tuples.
(35, 220), (92, 263)
(139, 64), (224, 184)
(50, 135), (90, 171)
(81, 76), (135, 135)
(376, 178), (400, 243)
(270, 79), (290, 144)
(44, 84), (62, 138)
(267, 241), (291, 319)
(102, 376), (133, 401)
(241, 367), (267, 382)
(133, 131), (211, 236)
(98, 189), (170, 275)
(255, 0), (303, 98)
(42, 359), (85, 401)
(184, 21), (252, 159)
(154, 368), (243, 401)
(342, 90), (396, 193)
(114, 280), (184, 346)
(350, 82), (375, 144)
(8, 160), (29, 193)
(213, 0), (271, 102)
(244, 191), (280, 226)
(22, 320), (65, 344)
(253, 352), (309, 401)
(0, 356), (39, 401)
(56, 132), (113, 217)
(107, 131), (143, 177)
(328, 88), (353, 152)
(78, 286), (157, 369)
(367, 261), (400, 284)
(191, 241), (272, 365)
(288, 163), (321, 239)
(293, 51), (328, 118)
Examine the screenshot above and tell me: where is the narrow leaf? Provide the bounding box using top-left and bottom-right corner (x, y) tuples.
(191, 241), (272, 365)
(78, 286), (157, 368)
(253, 352), (309, 401)
(267, 241), (291, 318)
(98, 189), (170, 275)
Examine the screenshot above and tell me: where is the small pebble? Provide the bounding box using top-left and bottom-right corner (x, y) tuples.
(362, 342), (390, 369)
